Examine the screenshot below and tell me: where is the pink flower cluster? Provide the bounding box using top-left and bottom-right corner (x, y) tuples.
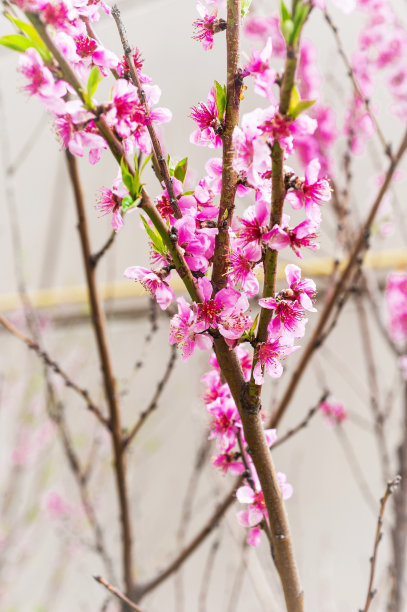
(386, 272), (407, 346)
(16, 0), (172, 231)
(201, 350), (293, 546)
(319, 398), (347, 426)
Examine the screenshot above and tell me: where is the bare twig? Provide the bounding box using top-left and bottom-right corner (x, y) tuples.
(198, 534), (222, 612)
(91, 231), (117, 268)
(0, 313), (109, 429)
(65, 151), (134, 597)
(94, 576), (146, 612)
(360, 476), (401, 612)
(123, 344), (177, 449)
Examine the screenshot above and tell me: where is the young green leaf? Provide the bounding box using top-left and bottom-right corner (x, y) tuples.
(140, 214), (167, 256)
(140, 153), (153, 176)
(120, 158), (134, 195)
(241, 0), (253, 17)
(280, 1), (291, 22)
(121, 195), (134, 212)
(281, 19), (294, 43)
(5, 14), (52, 61)
(291, 4), (310, 45)
(214, 80), (227, 120)
(0, 34), (37, 54)
(174, 157), (188, 184)
(86, 66), (102, 103)
(289, 99), (316, 119)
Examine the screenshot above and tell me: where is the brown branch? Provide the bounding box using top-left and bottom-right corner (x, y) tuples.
(211, 0), (241, 290)
(94, 577), (146, 612)
(123, 344), (177, 449)
(268, 127), (407, 430)
(0, 313), (109, 429)
(360, 476), (401, 612)
(134, 487), (237, 601)
(111, 5), (181, 219)
(91, 230), (117, 268)
(65, 151), (134, 598)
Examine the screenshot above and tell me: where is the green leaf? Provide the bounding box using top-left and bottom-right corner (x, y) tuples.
(280, 19), (294, 43)
(174, 157), (188, 184)
(5, 14), (52, 60)
(214, 80), (227, 120)
(288, 86), (300, 115)
(289, 99), (316, 119)
(182, 190), (194, 196)
(241, 0), (252, 17)
(86, 66), (102, 104)
(121, 195), (134, 211)
(280, 1), (291, 22)
(140, 214), (166, 256)
(120, 158), (134, 195)
(140, 153), (153, 176)
(0, 34), (36, 53)
(3, 15), (52, 61)
(291, 4), (310, 45)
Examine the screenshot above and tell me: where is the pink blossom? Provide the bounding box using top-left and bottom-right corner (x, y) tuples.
(236, 198), (271, 259)
(212, 452), (245, 475)
(244, 15), (286, 58)
(193, 2), (225, 51)
(43, 490), (72, 520)
(227, 245), (260, 298)
(207, 397), (241, 451)
(312, 0), (356, 13)
(19, 48), (68, 113)
(285, 264), (317, 312)
(253, 336), (299, 385)
(124, 266), (174, 310)
(232, 108), (270, 187)
(258, 107), (317, 154)
(190, 87), (223, 148)
(267, 215), (320, 258)
(319, 398), (347, 426)
(247, 527), (261, 547)
(286, 158), (331, 223)
(386, 272), (407, 345)
(55, 100), (107, 163)
(259, 297), (307, 339)
(169, 297), (212, 360)
(245, 37), (276, 101)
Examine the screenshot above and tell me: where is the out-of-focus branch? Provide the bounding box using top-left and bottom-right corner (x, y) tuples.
(94, 576), (145, 612)
(360, 476), (401, 612)
(0, 313), (109, 429)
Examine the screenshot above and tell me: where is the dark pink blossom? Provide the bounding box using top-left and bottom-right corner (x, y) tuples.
(193, 2), (225, 51)
(190, 87), (223, 148)
(386, 272), (407, 345)
(319, 399), (347, 426)
(253, 336), (298, 385)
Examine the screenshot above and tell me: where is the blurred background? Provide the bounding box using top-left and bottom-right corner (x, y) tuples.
(0, 0), (407, 610)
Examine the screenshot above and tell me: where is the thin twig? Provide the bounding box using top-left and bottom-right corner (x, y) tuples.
(198, 534), (222, 612)
(360, 476), (401, 612)
(123, 344), (177, 449)
(91, 230), (117, 268)
(111, 5), (181, 219)
(0, 313), (109, 429)
(65, 151), (134, 597)
(94, 576), (146, 612)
